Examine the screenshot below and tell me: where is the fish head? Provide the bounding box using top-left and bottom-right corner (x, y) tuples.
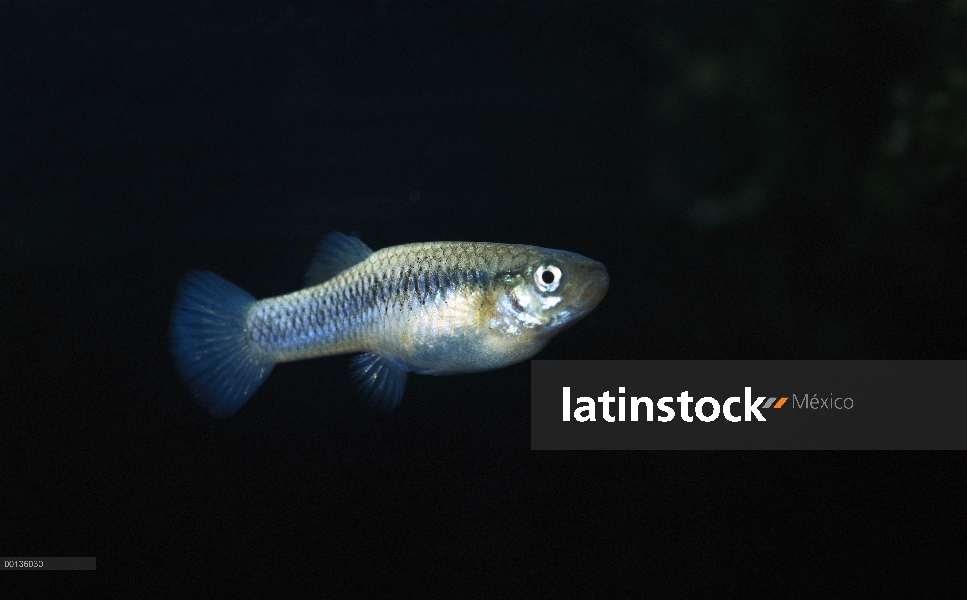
(487, 246), (609, 352)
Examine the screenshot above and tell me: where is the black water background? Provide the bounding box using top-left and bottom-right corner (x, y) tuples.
(2, 1), (965, 594)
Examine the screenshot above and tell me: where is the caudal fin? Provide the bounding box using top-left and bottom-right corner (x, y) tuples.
(170, 270), (274, 418)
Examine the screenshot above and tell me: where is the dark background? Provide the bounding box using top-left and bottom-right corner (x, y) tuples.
(3, 0), (965, 594)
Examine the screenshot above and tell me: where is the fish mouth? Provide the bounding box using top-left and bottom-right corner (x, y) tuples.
(559, 260), (608, 324)
(545, 262), (607, 333)
(577, 263), (609, 310)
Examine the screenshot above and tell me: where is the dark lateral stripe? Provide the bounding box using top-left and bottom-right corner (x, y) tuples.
(332, 266), (495, 315)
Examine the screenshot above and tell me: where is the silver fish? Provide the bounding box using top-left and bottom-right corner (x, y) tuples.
(170, 232), (608, 418)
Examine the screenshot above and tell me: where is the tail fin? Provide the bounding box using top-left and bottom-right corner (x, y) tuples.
(170, 270), (274, 418)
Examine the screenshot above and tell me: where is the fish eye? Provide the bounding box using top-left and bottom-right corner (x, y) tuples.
(534, 265), (562, 293)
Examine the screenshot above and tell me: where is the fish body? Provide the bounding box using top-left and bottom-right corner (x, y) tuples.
(170, 233), (608, 418)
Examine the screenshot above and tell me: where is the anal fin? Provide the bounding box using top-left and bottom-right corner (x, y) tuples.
(349, 353), (409, 412)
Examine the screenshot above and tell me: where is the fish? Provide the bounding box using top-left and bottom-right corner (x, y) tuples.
(170, 232), (609, 418)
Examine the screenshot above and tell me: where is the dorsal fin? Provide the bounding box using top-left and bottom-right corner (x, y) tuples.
(304, 232), (374, 287)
